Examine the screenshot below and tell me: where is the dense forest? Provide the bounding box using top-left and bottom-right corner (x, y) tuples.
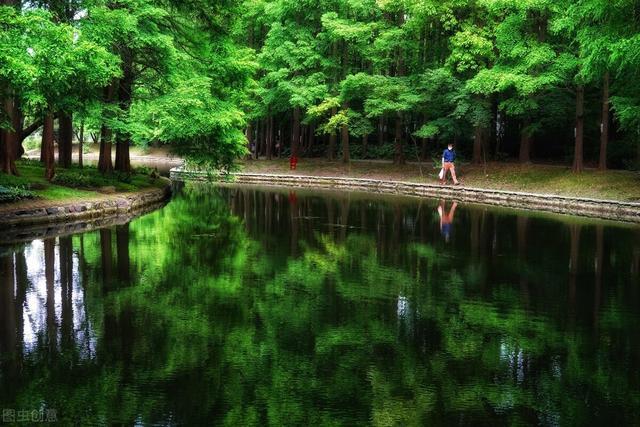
(0, 0), (252, 178)
(1, 0), (640, 180)
(241, 0), (640, 171)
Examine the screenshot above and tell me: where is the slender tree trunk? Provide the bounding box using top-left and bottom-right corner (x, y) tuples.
(363, 133), (369, 159)
(421, 137), (429, 161)
(42, 113), (55, 181)
(255, 119), (261, 159)
(115, 50), (133, 174)
(246, 121), (253, 157)
(300, 125), (307, 154)
(0, 96), (18, 175)
(599, 72), (610, 171)
(58, 112), (73, 168)
(519, 121), (532, 163)
(328, 107), (337, 160)
(98, 83), (115, 173)
(341, 103), (349, 163)
(473, 126), (484, 164)
(308, 123), (315, 152)
(19, 118), (43, 146)
(378, 116), (384, 145)
(266, 114), (273, 160)
(573, 85), (585, 173)
(292, 106), (301, 159)
(78, 120), (84, 168)
(98, 123), (113, 173)
(394, 112), (404, 165)
(13, 98), (24, 159)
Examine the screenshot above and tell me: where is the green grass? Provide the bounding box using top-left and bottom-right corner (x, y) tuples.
(0, 159), (165, 204)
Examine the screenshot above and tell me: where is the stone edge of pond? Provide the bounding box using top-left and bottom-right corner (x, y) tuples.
(0, 183), (172, 233)
(170, 168), (640, 224)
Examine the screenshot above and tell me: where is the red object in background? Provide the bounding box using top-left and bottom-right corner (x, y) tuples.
(289, 156), (298, 170)
(288, 191), (297, 205)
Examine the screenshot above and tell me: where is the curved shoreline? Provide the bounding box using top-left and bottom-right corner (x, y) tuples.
(0, 183), (172, 232)
(171, 168), (640, 224)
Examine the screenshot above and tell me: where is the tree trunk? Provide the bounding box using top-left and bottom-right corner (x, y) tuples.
(378, 117), (384, 145)
(246, 121), (253, 158)
(519, 133), (532, 163)
(394, 112), (404, 165)
(42, 113), (55, 181)
(266, 114), (273, 160)
(421, 137), (428, 161)
(115, 51), (133, 174)
(98, 123), (113, 173)
(363, 133), (369, 159)
(58, 112), (73, 168)
(20, 118), (43, 144)
(341, 103), (349, 163)
(98, 83), (115, 173)
(599, 72), (610, 171)
(519, 121), (532, 163)
(573, 85), (585, 173)
(13, 98), (24, 159)
(292, 106), (301, 159)
(78, 120), (84, 168)
(115, 136), (131, 173)
(0, 96), (18, 175)
(255, 119), (261, 159)
(328, 107), (337, 160)
(473, 126), (484, 164)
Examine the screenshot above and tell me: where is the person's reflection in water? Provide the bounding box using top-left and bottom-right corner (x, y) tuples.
(437, 200), (458, 242)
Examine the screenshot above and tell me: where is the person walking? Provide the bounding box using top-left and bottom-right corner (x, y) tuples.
(440, 143), (460, 185)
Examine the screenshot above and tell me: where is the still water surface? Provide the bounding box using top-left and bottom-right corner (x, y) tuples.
(1, 184), (639, 425)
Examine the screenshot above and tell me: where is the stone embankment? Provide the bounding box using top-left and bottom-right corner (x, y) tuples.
(171, 168), (640, 223)
(0, 183), (171, 240)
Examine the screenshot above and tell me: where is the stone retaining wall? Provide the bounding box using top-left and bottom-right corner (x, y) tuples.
(171, 168), (640, 224)
(0, 184), (171, 231)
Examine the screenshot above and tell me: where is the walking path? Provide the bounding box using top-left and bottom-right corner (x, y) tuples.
(171, 167), (640, 224)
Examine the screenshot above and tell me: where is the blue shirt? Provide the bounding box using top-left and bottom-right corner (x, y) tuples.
(443, 148), (456, 163)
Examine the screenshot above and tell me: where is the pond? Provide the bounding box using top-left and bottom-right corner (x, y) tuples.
(1, 184), (639, 425)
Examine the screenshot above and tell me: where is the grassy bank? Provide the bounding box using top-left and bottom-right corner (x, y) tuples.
(240, 159), (640, 202)
(0, 159), (166, 205)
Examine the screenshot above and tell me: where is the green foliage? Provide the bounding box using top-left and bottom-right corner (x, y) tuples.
(51, 166), (156, 191)
(0, 185), (37, 203)
(4, 187), (640, 423)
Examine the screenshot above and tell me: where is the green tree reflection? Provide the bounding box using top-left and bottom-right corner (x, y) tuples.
(0, 185), (639, 425)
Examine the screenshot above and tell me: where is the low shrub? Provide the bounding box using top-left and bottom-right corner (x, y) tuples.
(0, 185), (37, 203)
(51, 167), (151, 191)
(0, 171), (31, 188)
(52, 169), (108, 188)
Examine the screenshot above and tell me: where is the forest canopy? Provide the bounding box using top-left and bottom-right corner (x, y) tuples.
(1, 0), (640, 179)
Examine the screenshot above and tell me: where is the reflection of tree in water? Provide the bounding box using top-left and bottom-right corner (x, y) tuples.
(1, 185), (639, 425)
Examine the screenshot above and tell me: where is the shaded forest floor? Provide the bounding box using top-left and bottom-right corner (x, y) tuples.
(240, 159), (640, 202)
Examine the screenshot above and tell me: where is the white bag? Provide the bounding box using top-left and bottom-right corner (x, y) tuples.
(438, 168), (444, 180)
